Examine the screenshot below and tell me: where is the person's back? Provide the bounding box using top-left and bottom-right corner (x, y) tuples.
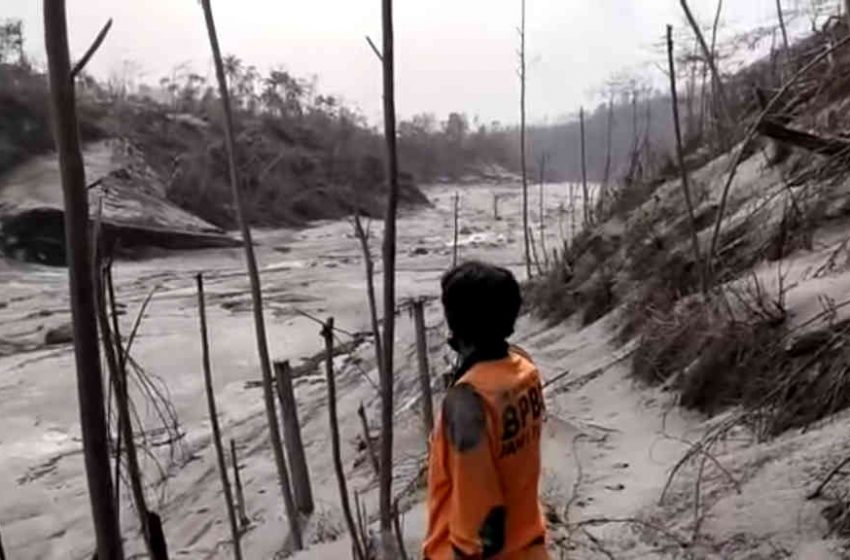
(423, 262), (548, 559)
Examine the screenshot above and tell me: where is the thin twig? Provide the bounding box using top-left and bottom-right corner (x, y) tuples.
(365, 35), (383, 61)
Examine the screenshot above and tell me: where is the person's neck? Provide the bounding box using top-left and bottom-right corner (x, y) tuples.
(451, 340), (510, 385)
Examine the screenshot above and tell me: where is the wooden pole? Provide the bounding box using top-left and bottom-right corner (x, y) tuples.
(667, 25), (707, 293)
(379, 0), (400, 537)
(580, 107), (589, 228)
(198, 1), (302, 548)
(196, 274), (243, 560)
(411, 299), (434, 437)
(274, 361), (314, 514)
(357, 403), (381, 478)
(520, 0), (531, 279)
(322, 319), (366, 560)
(42, 3), (124, 557)
(452, 192), (460, 268)
(230, 440), (250, 529)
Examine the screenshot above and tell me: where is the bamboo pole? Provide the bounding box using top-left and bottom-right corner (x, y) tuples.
(197, 274), (243, 560)
(520, 0), (531, 279)
(667, 25), (707, 294)
(379, 0), (400, 537)
(42, 3), (123, 557)
(274, 361), (314, 514)
(322, 319), (366, 560)
(198, 1), (301, 548)
(411, 299), (434, 437)
(230, 440), (250, 529)
(580, 107), (589, 228)
(452, 192), (460, 268)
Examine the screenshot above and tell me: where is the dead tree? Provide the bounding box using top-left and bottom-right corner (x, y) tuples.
(411, 299), (434, 437)
(198, 0), (302, 549)
(580, 107), (590, 228)
(776, 0), (790, 52)
(667, 25), (707, 293)
(42, 3), (123, 557)
(680, 0), (731, 126)
(274, 361), (314, 514)
(322, 319), (366, 560)
(601, 95), (615, 209)
(537, 154), (549, 267)
(98, 263), (166, 560)
(196, 274), (243, 560)
(379, 0), (401, 539)
(493, 193), (500, 220)
(519, 0), (531, 279)
(353, 214), (384, 377)
(230, 440), (250, 529)
(452, 192), (460, 268)
(845, 0), (850, 31)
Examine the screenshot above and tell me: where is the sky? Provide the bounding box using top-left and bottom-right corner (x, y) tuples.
(5, 0), (839, 125)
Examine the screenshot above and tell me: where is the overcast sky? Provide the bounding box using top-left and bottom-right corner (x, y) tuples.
(6, 0), (838, 125)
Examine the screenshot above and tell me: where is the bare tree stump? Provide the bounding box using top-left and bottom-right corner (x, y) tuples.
(197, 274), (243, 560)
(42, 2), (123, 557)
(411, 299), (434, 437)
(323, 319), (366, 560)
(274, 361), (314, 514)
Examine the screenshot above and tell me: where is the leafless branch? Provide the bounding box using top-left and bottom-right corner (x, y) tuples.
(70, 18), (113, 78)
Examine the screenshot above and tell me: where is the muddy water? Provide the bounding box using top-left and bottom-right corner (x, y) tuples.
(0, 181), (585, 559)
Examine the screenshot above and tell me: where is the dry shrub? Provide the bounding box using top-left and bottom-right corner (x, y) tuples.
(580, 271), (615, 326)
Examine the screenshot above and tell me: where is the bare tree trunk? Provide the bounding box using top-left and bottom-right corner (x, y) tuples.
(42, 3), (124, 557)
(353, 214), (384, 377)
(230, 440), (250, 529)
(323, 319), (366, 560)
(667, 26), (707, 293)
(452, 192), (460, 268)
(196, 274), (243, 560)
(198, 1), (301, 549)
(357, 403), (381, 478)
(680, 0), (730, 126)
(379, 0), (401, 540)
(274, 361), (313, 514)
(601, 96), (614, 207)
(493, 193), (499, 220)
(569, 183), (576, 244)
(411, 299), (434, 437)
(842, 0), (850, 31)
(520, 0), (531, 279)
(776, 0), (790, 52)
(580, 107), (590, 228)
(537, 154), (548, 267)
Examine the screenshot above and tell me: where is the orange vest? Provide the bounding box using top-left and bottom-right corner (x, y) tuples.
(423, 347), (549, 559)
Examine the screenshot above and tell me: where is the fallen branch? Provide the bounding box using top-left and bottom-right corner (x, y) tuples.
(756, 119), (850, 156)
(70, 18), (113, 78)
(808, 455), (850, 499)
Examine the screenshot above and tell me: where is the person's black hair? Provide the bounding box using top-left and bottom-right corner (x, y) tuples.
(440, 261), (522, 347)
